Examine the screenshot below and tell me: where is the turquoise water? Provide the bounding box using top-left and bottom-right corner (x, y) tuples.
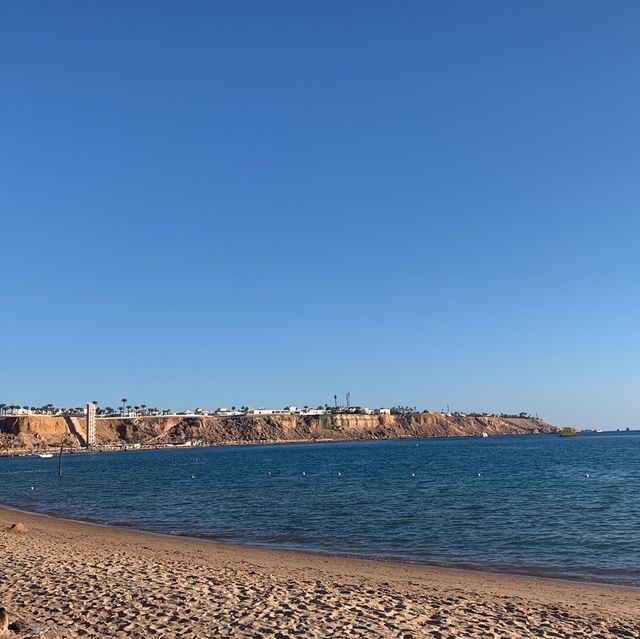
(1, 433), (638, 586)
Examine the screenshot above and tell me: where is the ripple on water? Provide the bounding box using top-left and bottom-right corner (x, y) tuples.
(1, 434), (639, 586)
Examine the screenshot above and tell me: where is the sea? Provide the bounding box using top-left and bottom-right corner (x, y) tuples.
(1, 432), (638, 587)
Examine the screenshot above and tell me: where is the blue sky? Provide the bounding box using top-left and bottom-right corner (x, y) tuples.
(1, 2), (639, 428)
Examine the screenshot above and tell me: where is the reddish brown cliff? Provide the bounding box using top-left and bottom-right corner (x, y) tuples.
(0, 413), (556, 451)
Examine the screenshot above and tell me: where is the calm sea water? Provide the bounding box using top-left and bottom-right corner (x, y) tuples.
(1, 433), (638, 586)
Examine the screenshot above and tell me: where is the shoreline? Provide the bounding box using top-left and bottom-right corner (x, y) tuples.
(1, 506), (638, 638)
(1, 501), (637, 593)
(0, 430), (560, 458)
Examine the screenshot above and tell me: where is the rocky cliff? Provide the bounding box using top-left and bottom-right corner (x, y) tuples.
(0, 413), (557, 451)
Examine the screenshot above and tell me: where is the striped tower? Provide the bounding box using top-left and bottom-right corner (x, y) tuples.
(86, 402), (96, 447)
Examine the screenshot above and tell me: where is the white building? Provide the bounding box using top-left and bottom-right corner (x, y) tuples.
(215, 408), (243, 416)
(86, 402), (96, 446)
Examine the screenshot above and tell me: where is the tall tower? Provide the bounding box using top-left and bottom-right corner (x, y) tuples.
(86, 402), (96, 447)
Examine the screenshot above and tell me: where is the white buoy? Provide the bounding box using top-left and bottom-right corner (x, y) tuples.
(585, 473), (590, 478)
(476, 472), (481, 478)
(411, 473), (415, 477)
(337, 472), (341, 476)
(267, 471), (271, 476)
(302, 472), (306, 476)
(191, 475), (195, 480)
(30, 486), (35, 491)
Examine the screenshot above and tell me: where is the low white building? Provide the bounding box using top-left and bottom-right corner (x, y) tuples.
(215, 408), (243, 416)
(5, 407), (33, 416)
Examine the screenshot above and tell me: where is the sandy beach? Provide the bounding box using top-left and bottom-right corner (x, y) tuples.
(0, 506), (637, 638)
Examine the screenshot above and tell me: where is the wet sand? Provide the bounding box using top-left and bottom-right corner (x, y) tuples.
(0, 506), (638, 638)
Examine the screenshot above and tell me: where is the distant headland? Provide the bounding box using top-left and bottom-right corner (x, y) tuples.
(0, 402), (557, 454)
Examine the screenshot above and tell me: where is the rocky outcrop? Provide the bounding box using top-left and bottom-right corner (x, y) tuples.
(0, 413), (557, 451)
(0, 415), (86, 449)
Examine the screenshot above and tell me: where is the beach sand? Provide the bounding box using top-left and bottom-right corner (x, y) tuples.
(0, 507), (637, 638)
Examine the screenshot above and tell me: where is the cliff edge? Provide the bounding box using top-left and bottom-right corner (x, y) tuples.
(0, 413), (557, 451)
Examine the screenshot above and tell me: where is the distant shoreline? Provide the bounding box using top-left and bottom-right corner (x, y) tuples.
(4, 428), (639, 459)
(0, 429), (560, 458)
(0, 412), (558, 454)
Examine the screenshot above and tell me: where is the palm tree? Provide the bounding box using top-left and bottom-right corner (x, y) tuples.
(121, 398), (127, 416)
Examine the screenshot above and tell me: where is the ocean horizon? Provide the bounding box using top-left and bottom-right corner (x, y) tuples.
(1, 433), (638, 587)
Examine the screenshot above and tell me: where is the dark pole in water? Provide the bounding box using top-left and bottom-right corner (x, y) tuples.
(58, 442), (64, 479)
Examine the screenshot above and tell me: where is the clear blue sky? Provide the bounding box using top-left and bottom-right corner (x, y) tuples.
(2, 1), (639, 428)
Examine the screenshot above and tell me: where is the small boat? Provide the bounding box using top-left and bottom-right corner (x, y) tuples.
(37, 453), (53, 458)
(481, 432), (489, 438)
(559, 427), (578, 437)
